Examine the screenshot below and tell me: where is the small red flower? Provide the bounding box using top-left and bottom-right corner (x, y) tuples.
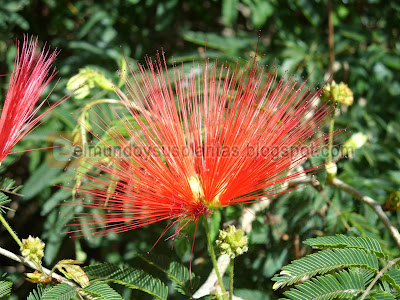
(67, 52), (337, 242)
(0, 36), (61, 163)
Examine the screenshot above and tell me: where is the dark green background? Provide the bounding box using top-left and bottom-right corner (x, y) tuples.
(0, 0), (399, 298)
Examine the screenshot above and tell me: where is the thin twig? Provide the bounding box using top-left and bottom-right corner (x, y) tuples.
(359, 257), (400, 300)
(0, 246), (95, 299)
(309, 178), (352, 232)
(328, 177), (400, 249)
(328, 0), (335, 76)
(0, 214), (22, 247)
(0, 245), (68, 284)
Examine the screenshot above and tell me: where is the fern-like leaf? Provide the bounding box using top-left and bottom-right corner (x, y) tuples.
(282, 269), (366, 300)
(358, 268), (376, 286)
(304, 234), (385, 258)
(27, 284), (46, 300)
(384, 268), (400, 293)
(84, 262), (168, 300)
(0, 274), (12, 298)
(234, 288), (272, 300)
(139, 254), (200, 296)
(0, 192), (11, 214)
(83, 282), (123, 300)
(369, 290), (396, 300)
(40, 283), (76, 300)
(272, 248), (379, 288)
(0, 178), (17, 191)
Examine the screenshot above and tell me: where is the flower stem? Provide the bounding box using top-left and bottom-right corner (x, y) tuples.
(229, 259), (234, 300)
(79, 99), (122, 155)
(203, 215), (228, 300)
(0, 245), (96, 300)
(327, 110), (336, 163)
(0, 213), (22, 247)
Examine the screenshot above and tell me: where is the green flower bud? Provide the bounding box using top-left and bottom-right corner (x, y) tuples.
(93, 73), (114, 91)
(341, 132), (368, 156)
(67, 67), (114, 99)
(20, 236), (45, 263)
(67, 72), (91, 99)
(325, 161), (337, 181)
(321, 81), (354, 106)
(216, 225), (248, 259)
(219, 242), (230, 250)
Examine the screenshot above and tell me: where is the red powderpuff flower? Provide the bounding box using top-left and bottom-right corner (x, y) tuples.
(67, 52), (338, 244)
(0, 36), (62, 163)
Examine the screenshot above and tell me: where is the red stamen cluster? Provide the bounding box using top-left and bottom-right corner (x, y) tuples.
(0, 36), (59, 163)
(67, 52), (337, 242)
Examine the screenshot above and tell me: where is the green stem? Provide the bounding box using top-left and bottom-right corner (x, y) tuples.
(81, 98), (122, 113)
(0, 213), (22, 247)
(328, 0), (335, 76)
(229, 259), (234, 300)
(79, 99), (122, 155)
(327, 110), (336, 163)
(203, 216), (228, 300)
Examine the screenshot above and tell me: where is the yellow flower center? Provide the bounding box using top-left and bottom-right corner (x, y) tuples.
(188, 175), (223, 209)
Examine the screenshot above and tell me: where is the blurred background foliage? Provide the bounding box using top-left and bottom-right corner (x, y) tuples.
(0, 0), (399, 299)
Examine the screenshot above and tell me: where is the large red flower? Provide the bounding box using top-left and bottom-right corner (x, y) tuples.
(0, 36), (61, 163)
(68, 52), (337, 240)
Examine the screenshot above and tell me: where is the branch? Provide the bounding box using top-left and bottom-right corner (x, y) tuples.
(328, 177), (400, 249)
(0, 246), (95, 299)
(359, 257), (400, 300)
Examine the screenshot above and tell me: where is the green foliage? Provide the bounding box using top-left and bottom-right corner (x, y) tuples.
(273, 248), (379, 288)
(20, 164), (63, 201)
(273, 235), (400, 299)
(139, 254), (201, 296)
(25, 260), (181, 300)
(83, 262), (168, 300)
(304, 234), (386, 258)
(0, 178), (19, 193)
(0, 274), (12, 298)
(83, 282), (122, 300)
(282, 269), (366, 300)
(234, 288), (272, 300)
(369, 291), (396, 300)
(0, 177), (22, 214)
(27, 284), (48, 300)
(0, 192), (11, 215)
(222, 0), (239, 27)
(0, 0), (30, 37)
(40, 283), (76, 300)
(384, 268), (400, 293)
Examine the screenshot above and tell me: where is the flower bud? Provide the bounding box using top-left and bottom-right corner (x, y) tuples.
(216, 225), (248, 259)
(93, 73), (114, 91)
(67, 67), (114, 99)
(67, 72), (91, 99)
(341, 132), (368, 156)
(20, 236), (45, 263)
(321, 81), (354, 106)
(325, 161), (337, 181)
